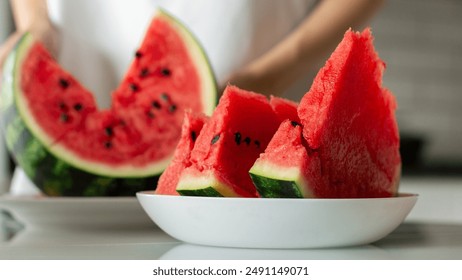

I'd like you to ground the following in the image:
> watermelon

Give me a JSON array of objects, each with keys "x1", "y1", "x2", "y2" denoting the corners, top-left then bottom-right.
[
  {"x1": 155, "y1": 111, "x2": 208, "y2": 196},
  {"x1": 249, "y1": 120, "x2": 313, "y2": 198},
  {"x1": 0, "y1": 9, "x2": 217, "y2": 196},
  {"x1": 251, "y1": 28, "x2": 401, "y2": 198},
  {"x1": 175, "y1": 85, "x2": 282, "y2": 197}
]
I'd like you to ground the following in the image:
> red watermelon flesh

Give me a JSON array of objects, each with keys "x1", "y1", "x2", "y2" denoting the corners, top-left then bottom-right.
[
  {"x1": 176, "y1": 85, "x2": 281, "y2": 197},
  {"x1": 253, "y1": 121, "x2": 307, "y2": 169},
  {"x1": 269, "y1": 96, "x2": 300, "y2": 123},
  {"x1": 298, "y1": 28, "x2": 400, "y2": 198},
  {"x1": 155, "y1": 111, "x2": 208, "y2": 195},
  {"x1": 16, "y1": 10, "x2": 216, "y2": 178}
]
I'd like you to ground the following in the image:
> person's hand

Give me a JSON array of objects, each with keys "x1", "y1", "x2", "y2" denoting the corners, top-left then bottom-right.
[
  {"x1": 225, "y1": 64, "x2": 286, "y2": 97},
  {"x1": 0, "y1": 32, "x2": 23, "y2": 73},
  {"x1": 0, "y1": 22, "x2": 59, "y2": 77},
  {"x1": 226, "y1": 69, "x2": 271, "y2": 97}
]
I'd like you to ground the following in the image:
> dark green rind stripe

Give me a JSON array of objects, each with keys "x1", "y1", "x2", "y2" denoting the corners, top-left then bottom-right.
[
  {"x1": 0, "y1": 35, "x2": 159, "y2": 196},
  {"x1": 250, "y1": 173, "x2": 303, "y2": 198},
  {"x1": 177, "y1": 187, "x2": 224, "y2": 197}
]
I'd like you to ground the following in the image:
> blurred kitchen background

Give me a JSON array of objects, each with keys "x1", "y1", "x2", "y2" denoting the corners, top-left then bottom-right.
[{"x1": 0, "y1": 0, "x2": 461, "y2": 194}]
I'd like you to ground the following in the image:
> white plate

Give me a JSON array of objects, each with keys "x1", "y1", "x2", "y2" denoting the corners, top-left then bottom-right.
[
  {"x1": 0, "y1": 195, "x2": 154, "y2": 231},
  {"x1": 137, "y1": 192, "x2": 418, "y2": 249}
]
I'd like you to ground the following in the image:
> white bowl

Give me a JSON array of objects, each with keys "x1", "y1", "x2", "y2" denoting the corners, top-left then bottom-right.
[{"x1": 137, "y1": 192, "x2": 418, "y2": 249}]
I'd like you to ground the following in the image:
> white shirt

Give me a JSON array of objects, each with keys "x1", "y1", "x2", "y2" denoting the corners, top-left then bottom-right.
[
  {"x1": 48, "y1": 0, "x2": 314, "y2": 107},
  {"x1": 11, "y1": 0, "x2": 315, "y2": 195}
]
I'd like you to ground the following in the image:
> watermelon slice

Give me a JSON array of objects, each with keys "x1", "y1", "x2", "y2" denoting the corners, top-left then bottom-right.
[
  {"x1": 175, "y1": 85, "x2": 281, "y2": 197},
  {"x1": 155, "y1": 111, "x2": 208, "y2": 196},
  {"x1": 0, "y1": 9, "x2": 217, "y2": 196},
  {"x1": 250, "y1": 120, "x2": 313, "y2": 198},
  {"x1": 251, "y1": 28, "x2": 401, "y2": 198}
]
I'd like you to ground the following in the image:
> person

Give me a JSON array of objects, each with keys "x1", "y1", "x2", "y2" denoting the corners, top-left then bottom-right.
[{"x1": 0, "y1": 0, "x2": 385, "y2": 195}]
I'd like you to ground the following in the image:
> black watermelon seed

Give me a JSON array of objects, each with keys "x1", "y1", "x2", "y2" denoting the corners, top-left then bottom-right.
[
  {"x1": 147, "y1": 111, "x2": 155, "y2": 119},
  {"x1": 161, "y1": 68, "x2": 171, "y2": 76},
  {"x1": 211, "y1": 134, "x2": 220, "y2": 144},
  {"x1": 168, "y1": 104, "x2": 177, "y2": 113},
  {"x1": 191, "y1": 131, "x2": 197, "y2": 142},
  {"x1": 291, "y1": 121, "x2": 301, "y2": 127},
  {"x1": 254, "y1": 140, "x2": 260, "y2": 148},
  {"x1": 135, "y1": 51, "x2": 142, "y2": 58},
  {"x1": 140, "y1": 68, "x2": 149, "y2": 77},
  {"x1": 234, "y1": 132, "x2": 241, "y2": 145},
  {"x1": 105, "y1": 127, "x2": 113, "y2": 137},
  {"x1": 129, "y1": 83, "x2": 139, "y2": 92},
  {"x1": 244, "y1": 137, "x2": 251, "y2": 145},
  {"x1": 152, "y1": 100, "x2": 161, "y2": 109},
  {"x1": 73, "y1": 103, "x2": 83, "y2": 111},
  {"x1": 59, "y1": 78, "x2": 69, "y2": 89},
  {"x1": 59, "y1": 102, "x2": 67, "y2": 110},
  {"x1": 104, "y1": 141, "x2": 112, "y2": 149},
  {"x1": 160, "y1": 93, "x2": 169, "y2": 101},
  {"x1": 59, "y1": 113, "x2": 69, "y2": 122}
]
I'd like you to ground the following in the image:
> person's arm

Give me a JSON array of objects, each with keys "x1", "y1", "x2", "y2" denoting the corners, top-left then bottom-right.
[
  {"x1": 11, "y1": 0, "x2": 49, "y2": 32},
  {"x1": 0, "y1": 0, "x2": 57, "y2": 71},
  {"x1": 227, "y1": 0, "x2": 385, "y2": 96}
]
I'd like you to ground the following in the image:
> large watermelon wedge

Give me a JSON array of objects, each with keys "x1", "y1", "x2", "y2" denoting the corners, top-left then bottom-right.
[
  {"x1": 251, "y1": 28, "x2": 401, "y2": 198},
  {"x1": 0, "y1": 9, "x2": 217, "y2": 196}
]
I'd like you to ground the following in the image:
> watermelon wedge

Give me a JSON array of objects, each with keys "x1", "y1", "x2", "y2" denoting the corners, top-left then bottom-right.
[
  {"x1": 155, "y1": 111, "x2": 208, "y2": 196},
  {"x1": 250, "y1": 120, "x2": 313, "y2": 198},
  {"x1": 251, "y1": 28, "x2": 401, "y2": 198},
  {"x1": 0, "y1": 9, "x2": 217, "y2": 196},
  {"x1": 175, "y1": 86, "x2": 281, "y2": 197}
]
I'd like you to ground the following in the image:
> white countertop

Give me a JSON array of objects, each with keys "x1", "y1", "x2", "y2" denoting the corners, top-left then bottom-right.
[{"x1": 1, "y1": 177, "x2": 461, "y2": 260}]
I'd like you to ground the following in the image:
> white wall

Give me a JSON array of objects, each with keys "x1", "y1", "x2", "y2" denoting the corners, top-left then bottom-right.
[
  {"x1": 370, "y1": 0, "x2": 462, "y2": 164},
  {"x1": 0, "y1": 0, "x2": 13, "y2": 194},
  {"x1": 0, "y1": 1, "x2": 13, "y2": 39}
]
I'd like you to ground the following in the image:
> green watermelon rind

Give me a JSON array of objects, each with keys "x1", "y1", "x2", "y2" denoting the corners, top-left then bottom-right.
[
  {"x1": 177, "y1": 187, "x2": 224, "y2": 197},
  {"x1": 249, "y1": 161, "x2": 313, "y2": 198},
  {"x1": 6, "y1": 10, "x2": 217, "y2": 179},
  {"x1": 176, "y1": 171, "x2": 240, "y2": 197}
]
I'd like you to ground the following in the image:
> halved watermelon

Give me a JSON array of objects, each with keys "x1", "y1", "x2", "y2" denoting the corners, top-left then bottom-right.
[
  {"x1": 251, "y1": 28, "x2": 401, "y2": 198},
  {"x1": 175, "y1": 86, "x2": 281, "y2": 197},
  {"x1": 0, "y1": 9, "x2": 217, "y2": 196}
]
